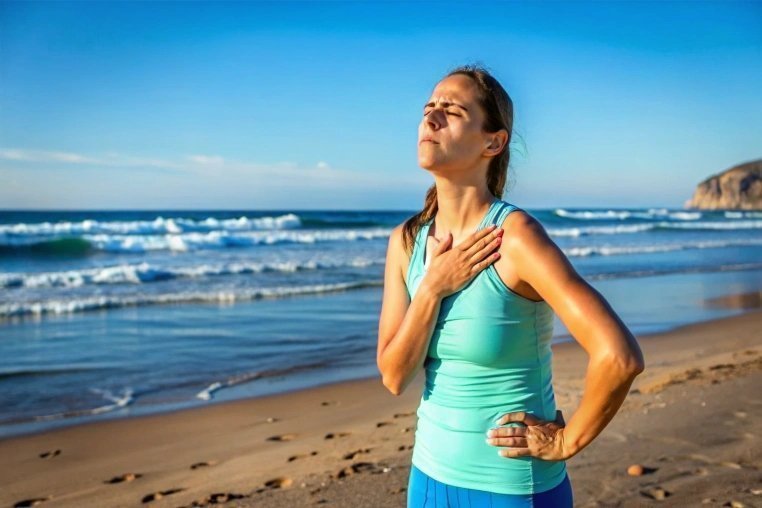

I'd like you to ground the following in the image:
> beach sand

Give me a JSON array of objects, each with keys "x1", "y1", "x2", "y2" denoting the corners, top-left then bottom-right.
[{"x1": 1, "y1": 305, "x2": 760, "y2": 508}]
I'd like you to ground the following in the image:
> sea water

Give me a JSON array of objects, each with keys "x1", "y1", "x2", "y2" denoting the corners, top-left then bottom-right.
[{"x1": 1, "y1": 206, "x2": 760, "y2": 438}]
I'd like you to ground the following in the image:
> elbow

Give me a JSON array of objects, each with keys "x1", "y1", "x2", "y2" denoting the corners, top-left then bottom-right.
[
  {"x1": 626, "y1": 345, "x2": 646, "y2": 378},
  {"x1": 621, "y1": 354, "x2": 645, "y2": 380},
  {"x1": 382, "y1": 375, "x2": 404, "y2": 396},
  {"x1": 630, "y1": 353, "x2": 646, "y2": 377},
  {"x1": 597, "y1": 349, "x2": 645, "y2": 381},
  {"x1": 377, "y1": 357, "x2": 404, "y2": 396}
]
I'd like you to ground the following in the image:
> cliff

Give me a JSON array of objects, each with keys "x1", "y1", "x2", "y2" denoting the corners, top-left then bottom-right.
[{"x1": 684, "y1": 159, "x2": 762, "y2": 210}]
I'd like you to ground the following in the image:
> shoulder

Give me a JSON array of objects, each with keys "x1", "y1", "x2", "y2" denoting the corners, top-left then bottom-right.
[
  {"x1": 388, "y1": 221, "x2": 406, "y2": 248},
  {"x1": 385, "y1": 221, "x2": 415, "y2": 285},
  {"x1": 495, "y1": 205, "x2": 554, "y2": 259},
  {"x1": 386, "y1": 221, "x2": 410, "y2": 264},
  {"x1": 496, "y1": 203, "x2": 545, "y2": 234}
]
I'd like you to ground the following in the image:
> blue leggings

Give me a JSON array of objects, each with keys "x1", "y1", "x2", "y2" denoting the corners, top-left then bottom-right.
[{"x1": 407, "y1": 464, "x2": 574, "y2": 507}]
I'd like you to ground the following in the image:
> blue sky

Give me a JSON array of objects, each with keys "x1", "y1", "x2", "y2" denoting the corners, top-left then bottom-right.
[{"x1": 1, "y1": 1, "x2": 760, "y2": 210}]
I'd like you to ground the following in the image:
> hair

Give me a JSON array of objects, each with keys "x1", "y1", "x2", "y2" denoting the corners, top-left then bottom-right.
[{"x1": 401, "y1": 63, "x2": 515, "y2": 256}]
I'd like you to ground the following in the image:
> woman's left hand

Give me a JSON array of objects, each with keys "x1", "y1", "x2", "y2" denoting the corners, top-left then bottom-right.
[{"x1": 486, "y1": 410, "x2": 569, "y2": 461}]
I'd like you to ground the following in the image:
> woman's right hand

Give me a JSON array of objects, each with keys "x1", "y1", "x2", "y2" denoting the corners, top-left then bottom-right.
[{"x1": 421, "y1": 224, "x2": 504, "y2": 298}]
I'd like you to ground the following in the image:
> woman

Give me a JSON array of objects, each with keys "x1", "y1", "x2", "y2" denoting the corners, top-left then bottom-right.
[{"x1": 376, "y1": 64, "x2": 645, "y2": 507}]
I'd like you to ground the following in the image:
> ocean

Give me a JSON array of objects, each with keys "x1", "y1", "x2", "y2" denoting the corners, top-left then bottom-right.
[{"x1": 1, "y1": 205, "x2": 761, "y2": 439}]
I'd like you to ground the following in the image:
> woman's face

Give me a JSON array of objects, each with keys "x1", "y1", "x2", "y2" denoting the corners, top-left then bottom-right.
[{"x1": 418, "y1": 74, "x2": 490, "y2": 174}]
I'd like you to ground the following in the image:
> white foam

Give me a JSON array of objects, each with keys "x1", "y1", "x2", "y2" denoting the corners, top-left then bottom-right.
[
  {"x1": 0, "y1": 280, "x2": 381, "y2": 318},
  {"x1": 554, "y1": 208, "x2": 705, "y2": 221},
  {"x1": 34, "y1": 387, "x2": 134, "y2": 421},
  {"x1": 0, "y1": 213, "x2": 302, "y2": 237},
  {"x1": 547, "y1": 220, "x2": 762, "y2": 236},
  {"x1": 0, "y1": 257, "x2": 383, "y2": 289},
  {"x1": 563, "y1": 238, "x2": 762, "y2": 257},
  {"x1": 547, "y1": 224, "x2": 655, "y2": 236},
  {"x1": 0, "y1": 227, "x2": 394, "y2": 252}
]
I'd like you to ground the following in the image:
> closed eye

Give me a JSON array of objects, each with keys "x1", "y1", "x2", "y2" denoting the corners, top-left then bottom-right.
[{"x1": 423, "y1": 110, "x2": 461, "y2": 117}]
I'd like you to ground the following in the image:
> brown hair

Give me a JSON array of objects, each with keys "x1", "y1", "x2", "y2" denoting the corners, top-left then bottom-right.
[{"x1": 401, "y1": 64, "x2": 515, "y2": 256}]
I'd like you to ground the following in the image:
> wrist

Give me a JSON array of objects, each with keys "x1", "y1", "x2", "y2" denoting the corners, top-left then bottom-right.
[
  {"x1": 419, "y1": 279, "x2": 444, "y2": 300},
  {"x1": 559, "y1": 427, "x2": 581, "y2": 460}
]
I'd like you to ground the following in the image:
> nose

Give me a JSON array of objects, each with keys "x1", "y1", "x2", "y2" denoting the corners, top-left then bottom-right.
[{"x1": 424, "y1": 109, "x2": 444, "y2": 130}]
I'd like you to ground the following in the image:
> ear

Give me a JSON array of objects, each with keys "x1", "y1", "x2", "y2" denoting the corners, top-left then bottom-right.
[{"x1": 484, "y1": 130, "x2": 509, "y2": 157}]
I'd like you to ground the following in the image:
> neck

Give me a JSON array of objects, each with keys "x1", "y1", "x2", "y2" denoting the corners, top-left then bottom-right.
[{"x1": 431, "y1": 182, "x2": 496, "y2": 238}]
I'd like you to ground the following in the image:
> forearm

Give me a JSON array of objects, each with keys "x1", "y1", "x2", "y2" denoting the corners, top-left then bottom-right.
[
  {"x1": 378, "y1": 282, "x2": 442, "y2": 395},
  {"x1": 561, "y1": 346, "x2": 644, "y2": 459}
]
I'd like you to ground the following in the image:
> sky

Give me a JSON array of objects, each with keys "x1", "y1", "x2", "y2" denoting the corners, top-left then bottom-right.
[{"x1": 1, "y1": 0, "x2": 760, "y2": 210}]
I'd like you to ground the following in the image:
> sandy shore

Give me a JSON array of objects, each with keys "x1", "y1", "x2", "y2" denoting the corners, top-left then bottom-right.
[{"x1": 1, "y1": 308, "x2": 760, "y2": 508}]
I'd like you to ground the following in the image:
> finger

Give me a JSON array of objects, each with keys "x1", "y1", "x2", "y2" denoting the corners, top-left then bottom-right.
[
  {"x1": 437, "y1": 231, "x2": 452, "y2": 250},
  {"x1": 495, "y1": 411, "x2": 541, "y2": 426},
  {"x1": 486, "y1": 426, "x2": 526, "y2": 438},
  {"x1": 458, "y1": 224, "x2": 498, "y2": 252},
  {"x1": 486, "y1": 437, "x2": 528, "y2": 448},
  {"x1": 463, "y1": 229, "x2": 501, "y2": 258},
  {"x1": 498, "y1": 447, "x2": 532, "y2": 458},
  {"x1": 434, "y1": 232, "x2": 451, "y2": 253},
  {"x1": 470, "y1": 250, "x2": 500, "y2": 273},
  {"x1": 467, "y1": 234, "x2": 502, "y2": 265}
]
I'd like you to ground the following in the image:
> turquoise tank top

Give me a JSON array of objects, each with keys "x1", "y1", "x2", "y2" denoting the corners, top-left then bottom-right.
[{"x1": 405, "y1": 198, "x2": 567, "y2": 495}]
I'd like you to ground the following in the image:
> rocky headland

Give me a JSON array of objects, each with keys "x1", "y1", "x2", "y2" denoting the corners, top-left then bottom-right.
[{"x1": 685, "y1": 159, "x2": 761, "y2": 210}]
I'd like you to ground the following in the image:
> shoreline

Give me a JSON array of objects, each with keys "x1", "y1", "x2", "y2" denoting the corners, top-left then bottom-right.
[
  {"x1": 1, "y1": 308, "x2": 760, "y2": 507},
  {"x1": 3, "y1": 285, "x2": 761, "y2": 442}
]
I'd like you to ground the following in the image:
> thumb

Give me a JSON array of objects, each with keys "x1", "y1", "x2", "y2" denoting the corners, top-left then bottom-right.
[{"x1": 434, "y1": 231, "x2": 452, "y2": 253}]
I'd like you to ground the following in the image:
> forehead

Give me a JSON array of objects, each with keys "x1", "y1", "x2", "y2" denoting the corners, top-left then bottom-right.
[{"x1": 428, "y1": 74, "x2": 479, "y2": 104}]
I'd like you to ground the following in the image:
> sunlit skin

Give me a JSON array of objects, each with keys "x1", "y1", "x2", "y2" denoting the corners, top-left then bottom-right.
[{"x1": 377, "y1": 74, "x2": 645, "y2": 461}]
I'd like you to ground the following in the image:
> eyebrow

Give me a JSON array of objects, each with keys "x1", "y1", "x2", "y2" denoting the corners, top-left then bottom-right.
[{"x1": 423, "y1": 101, "x2": 469, "y2": 112}]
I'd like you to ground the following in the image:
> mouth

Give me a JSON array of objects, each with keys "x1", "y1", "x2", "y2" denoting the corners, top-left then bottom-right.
[{"x1": 419, "y1": 138, "x2": 439, "y2": 145}]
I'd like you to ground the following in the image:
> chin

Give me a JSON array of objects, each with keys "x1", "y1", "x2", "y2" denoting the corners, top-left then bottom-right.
[{"x1": 417, "y1": 153, "x2": 440, "y2": 170}]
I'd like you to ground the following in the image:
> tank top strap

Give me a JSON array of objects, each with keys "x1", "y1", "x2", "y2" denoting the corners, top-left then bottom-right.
[
  {"x1": 485, "y1": 200, "x2": 521, "y2": 228},
  {"x1": 407, "y1": 219, "x2": 431, "y2": 284}
]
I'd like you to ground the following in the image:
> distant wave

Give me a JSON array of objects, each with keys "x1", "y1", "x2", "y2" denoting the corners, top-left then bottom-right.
[
  {"x1": 0, "y1": 227, "x2": 394, "y2": 255},
  {"x1": 3, "y1": 219, "x2": 759, "y2": 256},
  {"x1": 0, "y1": 280, "x2": 382, "y2": 318},
  {"x1": 300, "y1": 217, "x2": 388, "y2": 228},
  {"x1": 562, "y1": 238, "x2": 762, "y2": 257},
  {"x1": 0, "y1": 213, "x2": 302, "y2": 237},
  {"x1": 0, "y1": 257, "x2": 383, "y2": 290},
  {"x1": 547, "y1": 220, "x2": 762, "y2": 236},
  {"x1": 0, "y1": 237, "x2": 94, "y2": 257},
  {"x1": 587, "y1": 262, "x2": 762, "y2": 280},
  {"x1": 553, "y1": 208, "x2": 703, "y2": 221},
  {"x1": 724, "y1": 211, "x2": 762, "y2": 219}
]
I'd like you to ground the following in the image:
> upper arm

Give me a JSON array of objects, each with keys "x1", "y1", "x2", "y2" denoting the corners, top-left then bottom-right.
[
  {"x1": 376, "y1": 223, "x2": 412, "y2": 367},
  {"x1": 500, "y1": 211, "x2": 643, "y2": 365}
]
